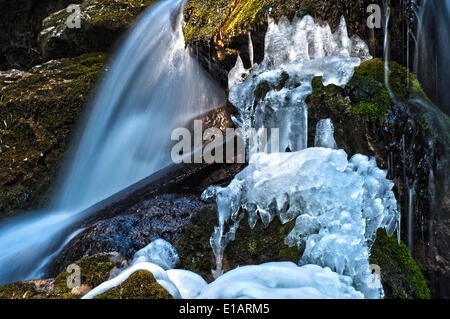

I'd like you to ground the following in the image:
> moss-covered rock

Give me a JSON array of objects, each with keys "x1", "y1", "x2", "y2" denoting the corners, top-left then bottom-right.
[
  {"x1": 94, "y1": 270, "x2": 172, "y2": 299},
  {"x1": 38, "y1": 0, "x2": 158, "y2": 59},
  {"x1": 0, "y1": 281, "x2": 41, "y2": 299},
  {"x1": 183, "y1": 0, "x2": 410, "y2": 86},
  {"x1": 0, "y1": 253, "x2": 125, "y2": 299},
  {"x1": 370, "y1": 228, "x2": 431, "y2": 299},
  {"x1": 174, "y1": 205, "x2": 300, "y2": 282},
  {"x1": 0, "y1": 53, "x2": 107, "y2": 217}
]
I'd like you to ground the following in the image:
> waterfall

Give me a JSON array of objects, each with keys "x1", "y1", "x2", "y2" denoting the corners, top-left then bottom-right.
[{"x1": 0, "y1": 0, "x2": 224, "y2": 285}]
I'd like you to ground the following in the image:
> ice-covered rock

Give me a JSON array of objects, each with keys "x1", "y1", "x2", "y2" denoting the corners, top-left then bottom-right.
[
  {"x1": 315, "y1": 119, "x2": 338, "y2": 149},
  {"x1": 203, "y1": 148, "x2": 399, "y2": 298},
  {"x1": 228, "y1": 15, "x2": 371, "y2": 154},
  {"x1": 131, "y1": 239, "x2": 179, "y2": 270}
]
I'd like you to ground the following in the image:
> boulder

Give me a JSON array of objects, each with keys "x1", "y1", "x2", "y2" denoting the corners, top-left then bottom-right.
[
  {"x1": 38, "y1": 0, "x2": 158, "y2": 59},
  {"x1": 0, "y1": 53, "x2": 107, "y2": 217}
]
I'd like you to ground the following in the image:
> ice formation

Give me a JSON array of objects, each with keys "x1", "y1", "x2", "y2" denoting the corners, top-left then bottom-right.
[
  {"x1": 203, "y1": 148, "x2": 399, "y2": 298},
  {"x1": 314, "y1": 119, "x2": 337, "y2": 149},
  {"x1": 228, "y1": 15, "x2": 371, "y2": 153},
  {"x1": 131, "y1": 238, "x2": 179, "y2": 270}
]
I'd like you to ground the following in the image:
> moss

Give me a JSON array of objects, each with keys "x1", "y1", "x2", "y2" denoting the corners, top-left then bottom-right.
[
  {"x1": 94, "y1": 270, "x2": 172, "y2": 299},
  {"x1": 224, "y1": 211, "x2": 300, "y2": 270},
  {"x1": 254, "y1": 80, "x2": 270, "y2": 101},
  {"x1": 53, "y1": 255, "x2": 116, "y2": 296},
  {"x1": 175, "y1": 205, "x2": 300, "y2": 282},
  {"x1": 183, "y1": 0, "x2": 300, "y2": 46},
  {"x1": 414, "y1": 113, "x2": 429, "y2": 132},
  {"x1": 0, "y1": 282, "x2": 36, "y2": 299},
  {"x1": 0, "y1": 53, "x2": 106, "y2": 217},
  {"x1": 370, "y1": 228, "x2": 431, "y2": 299},
  {"x1": 39, "y1": 0, "x2": 158, "y2": 59}
]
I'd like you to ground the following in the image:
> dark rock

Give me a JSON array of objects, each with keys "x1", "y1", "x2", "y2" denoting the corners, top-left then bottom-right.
[
  {"x1": 94, "y1": 270, "x2": 172, "y2": 299},
  {"x1": 174, "y1": 206, "x2": 300, "y2": 283},
  {"x1": 46, "y1": 194, "x2": 204, "y2": 277},
  {"x1": 38, "y1": 0, "x2": 158, "y2": 60},
  {"x1": 0, "y1": 0, "x2": 84, "y2": 70}
]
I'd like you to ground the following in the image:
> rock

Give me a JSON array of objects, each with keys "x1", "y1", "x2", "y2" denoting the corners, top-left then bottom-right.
[
  {"x1": 183, "y1": 0, "x2": 411, "y2": 86},
  {"x1": 93, "y1": 270, "x2": 173, "y2": 299},
  {"x1": 370, "y1": 228, "x2": 430, "y2": 299},
  {"x1": 71, "y1": 284, "x2": 92, "y2": 296},
  {"x1": 0, "y1": 0, "x2": 83, "y2": 70},
  {"x1": 305, "y1": 58, "x2": 449, "y2": 298},
  {"x1": 0, "y1": 53, "x2": 107, "y2": 217},
  {"x1": 0, "y1": 253, "x2": 124, "y2": 299},
  {"x1": 174, "y1": 206, "x2": 300, "y2": 283},
  {"x1": 52, "y1": 253, "x2": 126, "y2": 297},
  {"x1": 38, "y1": 0, "x2": 158, "y2": 60}
]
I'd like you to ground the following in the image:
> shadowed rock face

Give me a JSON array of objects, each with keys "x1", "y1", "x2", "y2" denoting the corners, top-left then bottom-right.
[
  {"x1": 0, "y1": 53, "x2": 107, "y2": 217},
  {"x1": 0, "y1": 0, "x2": 84, "y2": 71},
  {"x1": 38, "y1": 0, "x2": 158, "y2": 60}
]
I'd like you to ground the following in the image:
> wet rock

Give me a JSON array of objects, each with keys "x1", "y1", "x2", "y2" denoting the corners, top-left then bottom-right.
[
  {"x1": 0, "y1": 53, "x2": 107, "y2": 217},
  {"x1": 47, "y1": 194, "x2": 204, "y2": 277},
  {"x1": 38, "y1": 0, "x2": 158, "y2": 60},
  {"x1": 0, "y1": 253, "x2": 124, "y2": 299},
  {"x1": 93, "y1": 270, "x2": 172, "y2": 299},
  {"x1": 174, "y1": 206, "x2": 300, "y2": 283},
  {"x1": 0, "y1": 0, "x2": 83, "y2": 70},
  {"x1": 370, "y1": 228, "x2": 430, "y2": 299}
]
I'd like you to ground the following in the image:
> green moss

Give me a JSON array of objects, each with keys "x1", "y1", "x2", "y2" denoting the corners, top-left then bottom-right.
[
  {"x1": 174, "y1": 206, "x2": 218, "y2": 282},
  {"x1": 94, "y1": 270, "x2": 172, "y2": 299},
  {"x1": 183, "y1": 0, "x2": 300, "y2": 46},
  {"x1": 0, "y1": 282, "x2": 36, "y2": 299},
  {"x1": 53, "y1": 255, "x2": 116, "y2": 295},
  {"x1": 414, "y1": 113, "x2": 429, "y2": 132},
  {"x1": 225, "y1": 211, "x2": 300, "y2": 269},
  {"x1": 39, "y1": 0, "x2": 158, "y2": 59},
  {"x1": 0, "y1": 53, "x2": 106, "y2": 216},
  {"x1": 370, "y1": 228, "x2": 431, "y2": 299}
]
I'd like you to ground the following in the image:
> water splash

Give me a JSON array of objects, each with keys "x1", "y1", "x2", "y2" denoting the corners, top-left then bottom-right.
[{"x1": 0, "y1": 0, "x2": 224, "y2": 285}]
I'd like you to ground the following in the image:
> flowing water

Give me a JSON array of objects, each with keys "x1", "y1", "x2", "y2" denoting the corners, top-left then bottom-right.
[{"x1": 0, "y1": 0, "x2": 224, "y2": 285}]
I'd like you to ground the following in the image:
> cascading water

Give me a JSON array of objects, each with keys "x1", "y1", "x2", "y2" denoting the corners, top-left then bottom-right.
[{"x1": 0, "y1": 0, "x2": 224, "y2": 285}]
